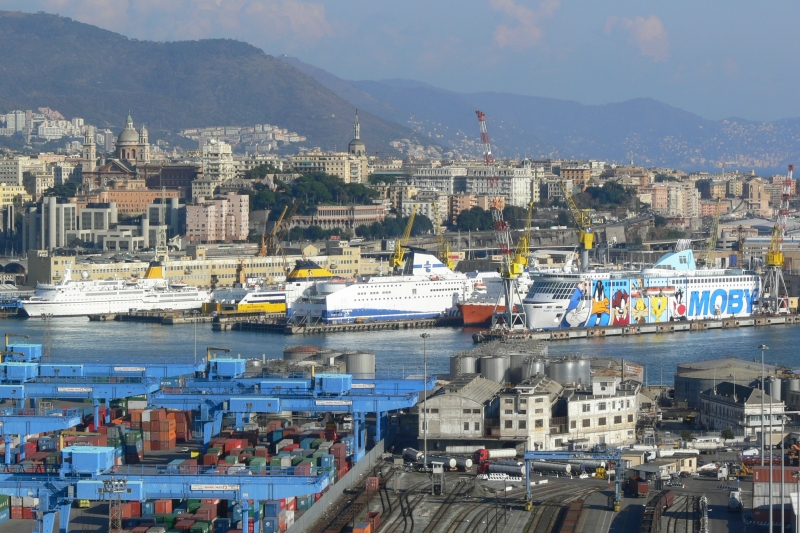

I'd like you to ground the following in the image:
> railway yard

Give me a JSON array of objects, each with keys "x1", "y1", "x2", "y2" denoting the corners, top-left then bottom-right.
[{"x1": 305, "y1": 464, "x2": 747, "y2": 533}]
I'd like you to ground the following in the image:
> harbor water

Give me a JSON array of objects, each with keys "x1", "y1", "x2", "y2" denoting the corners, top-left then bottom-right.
[{"x1": 8, "y1": 317, "x2": 799, "y2": 385}]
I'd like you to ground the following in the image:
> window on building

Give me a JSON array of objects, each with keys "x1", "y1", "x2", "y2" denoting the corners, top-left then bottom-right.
[
  {"x1": 535, "y1": 419, "x2": 543, "y2": 428},
  {"x1": 505, "y1": 420, "x2": 513, "y2": 429},
  {"x1": 504, "y1": 410, "x2": 513, "y2": 415},
  {"x1": 520, "y1": 399, "x2": 527, "y2": 404},
  {"x1": 431, "y1": 409, "x2": 439, "y2": 414},
  {"x1": 582, "y1": 419, "x2": 590, "y2": 428},
  {"x1": 614, "y1": 416, "x2": 622, "y2": 424},
  {"x1": 464, "y1": 422, "x2": 469, "y2": 431},
  {"x1": 598, "y1": 402, "x2": 607, "y2": 411},
  {"x1": 570, "y1": 420, "x2": 577, "y2": 429},
  {"x1": 463, "y1": 409, "x2": 471, "y2": 414},
  {"x1": 628, "y1": 414, "x2": 634, "y2": 423},
  {"x1": 473, "y1": 409, "x2": 481, "y2": 414},
  {"x1": 474, "y1": 422, "x2": 480, "y2": 431},
  {"x1": 582, "y1": 404, "x2": 590, "y2": 412},
  {"x1": 535, "y1": 397, "x2": 544, "y2": 403},
  {"x1": 504, "y1": 398, "x2": 513, "y2": 404},
  {"x1": 519, "y1": 420, "x2": 527, "y2": 429},
  {"x1": 599, "y1": 417, "x2": 607, "y2": 426}
]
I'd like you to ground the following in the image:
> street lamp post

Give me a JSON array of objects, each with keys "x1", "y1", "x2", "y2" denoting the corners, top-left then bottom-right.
[
  {"x1": 760, "y1": 344, "x2": 769, "y2": 466},
  {"x1": 420, "y1": 333, "x2": 430, "y2": 468},
  {"x1": 192, "y1": 310, "x2": 199, "y2": 364}
]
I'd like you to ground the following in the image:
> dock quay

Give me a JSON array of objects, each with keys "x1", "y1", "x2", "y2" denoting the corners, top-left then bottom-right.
[
  {"x1": 88, "y1": 310, "x2": 214, "y2": 325},
  {"x1": 218, "y1": 315, "x2": 463, "y2": 335},
  {"x1": 473, "y1": 314, "x2": 800, "y2": 343}
]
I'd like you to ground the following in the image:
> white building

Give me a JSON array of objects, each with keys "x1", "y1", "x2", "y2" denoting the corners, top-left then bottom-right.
[
  {"x1": 557, "y1": 379, "x2": 641, "y2": 448},
  {"x1": 699, "y1": 381, "x2": 784, "y2": 438},
  {"x1": 202, "y1": 139, "x2": 235, "y2": 182},
  {"x1": 0, "y1": 157, "x2": 44, "y2": 186}
]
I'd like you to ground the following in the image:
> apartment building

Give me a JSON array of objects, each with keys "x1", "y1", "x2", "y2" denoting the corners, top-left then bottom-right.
[
  {"x1": 23, "y1": 172, "x2": 54, "y2": 202},
  {"x1": 292, "y1": 205, "x2": 385, "y2": 230},
  {"x1": 699, "y1": 382, "x2": 783, "y2": 438},
  {"x1": 290, "y1": 152, "x2": 368, "y2": 184},
  {"x1": 186, "y1": 193, "x2": 249, "y2": 243},
  {"x1": 201, "y1": 139, "x2": 235, "y2": 182},
  {"x1": 560, "y1": 165, "x2": 591, "y2": 192}
]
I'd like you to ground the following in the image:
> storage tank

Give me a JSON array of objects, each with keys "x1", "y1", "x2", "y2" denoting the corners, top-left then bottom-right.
[
  {"x1": 522, "y1": 358, "x2": 547, "y2": 381},
  {"x1": 402, "y1": 448, "x2": 423, "y2": 462},
  {"x1": 547, "y1": 356, "x2": 591, "y2": 385},
  {"x1": 486, "y1": 463, "x2": 525, "y2": 476},
  {"x1": 450, "y1": 355, "x2": 478, "y2": 379},
  {"x1": 767, "y1": 376, "x2": 782, "y2": 402},
  {"x1": 426, "y1": 456, "x2": 457, "y2": 469},
  {"x1": 787, "y1": 378, "x2": 800, "y2": 400},
  {"x1": 509, "y1": 353, "x2": 527, "y2": 384},
  {"x1": 565, "y1": 459, "x2": 606, "y2": 469},
  {"x1": 454, "y1": 457, "x2": 474, "y2": 470},
  {"x1": 246, "y1": 358, "x2": 263, "y2": 372},
  {"x1": 530, "y1": 462, "x2": 572, "y2": 474},
  {"x1": 345, "y1": 351, "x2": 376, "y2": 379},
  {"x1": 446, "y1": 445, "x2": 484, "y2": 454},
  {"x1": 283, "y1": 345, "x2": 318, "y2": 361},
  {"x1": 481, "y1": 356, "x2": 510, "y2": 384}
]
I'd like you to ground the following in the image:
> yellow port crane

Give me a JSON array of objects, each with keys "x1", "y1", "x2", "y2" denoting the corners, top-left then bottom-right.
[
  {"x1": 510, "y1": 201, "x2": 535, "y2": 275},
  {"x1": 703, "y1": 198, "x2": 721, "y2": 267},
  {"x1": 432, "y1": 202, "x2": 455, "y2": 270},
  {"x1": 557, "y1": 181, "x2": 593, "y2": 270},
  {"x1": 390, "y1": 205, "x2": 416, "y2": 270},
  {"x1": 257, "y1": 205, "x2": 288, "y2": 257}
]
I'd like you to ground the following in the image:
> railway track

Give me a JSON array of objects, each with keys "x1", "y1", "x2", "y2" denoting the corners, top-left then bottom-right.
[
  {"x1": 422, "y1": 479, "x2": 476, "y2": 533},
  {"x1": 665, "y1": 494, "x2": 697, "y2": 533}
]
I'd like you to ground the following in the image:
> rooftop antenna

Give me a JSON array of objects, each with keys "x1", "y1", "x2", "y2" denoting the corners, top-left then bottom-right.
[{"x1": 155, "y1": 187, "x2": 168, "y2": 262}]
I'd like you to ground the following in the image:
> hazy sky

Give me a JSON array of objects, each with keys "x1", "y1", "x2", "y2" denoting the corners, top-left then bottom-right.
[{"x1": 4, "y1": 0, "x2": 798, "y2": 122}]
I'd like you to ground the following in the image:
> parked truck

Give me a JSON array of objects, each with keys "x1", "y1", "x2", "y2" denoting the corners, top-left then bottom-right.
[{"x1": 627, "y1": 476, "x2": 649, "y2": 498}]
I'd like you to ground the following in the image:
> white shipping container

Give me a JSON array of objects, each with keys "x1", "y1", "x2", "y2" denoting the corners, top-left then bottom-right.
[
  {"x1": 128, "y1": 401, "x2": 148, "y2": 410},
  {"x1": 10, "y1": 497, "x2": 21, "y2": 507},
  {"x1": 141, "y1": 410, "x2": 151, "y2": 422}
]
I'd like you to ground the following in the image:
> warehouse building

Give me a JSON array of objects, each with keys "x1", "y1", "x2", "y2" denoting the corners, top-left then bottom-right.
[{"x1": 674, "y1": 357, "x2": 779, "y2": 409}]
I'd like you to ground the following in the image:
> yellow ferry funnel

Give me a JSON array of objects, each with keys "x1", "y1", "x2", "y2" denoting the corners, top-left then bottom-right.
[{"x1": 144, "y1": 262, "x2": 164, "y2": 279}]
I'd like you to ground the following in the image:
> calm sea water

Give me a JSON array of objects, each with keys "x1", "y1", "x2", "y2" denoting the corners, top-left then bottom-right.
[{"x1": 7, "y1": 317, "x2": 798, "y2": 385}]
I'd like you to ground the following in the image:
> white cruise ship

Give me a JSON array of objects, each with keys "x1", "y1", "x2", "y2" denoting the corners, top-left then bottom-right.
[
  {"x1": 522, "y1": 246, "x2": 761, "y2": 330},
  {"x1": 22, "y1": 262, "x2": 210, "y2": 317},
  {"x1": 288, "y1": 252, "x2": 475, "y2": 324}
]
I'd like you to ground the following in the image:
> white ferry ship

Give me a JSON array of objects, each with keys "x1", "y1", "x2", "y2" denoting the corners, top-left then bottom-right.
[
  {"x1": 22, "y1": 262, "x2": 210, "y2": 317},
  {"x1": 522, "y1": 246, "x2": 761, "y2": 330},
  {"x1": 288, "y1": 252, "x2": 475, "y2": 324},
  {"x1": 210, "y1": 260, "x2": 336, "y2": 315}
]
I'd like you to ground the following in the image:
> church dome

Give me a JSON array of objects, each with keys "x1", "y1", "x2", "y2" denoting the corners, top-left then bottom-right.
[{"x1": 117, "y1": 113, "x2": 139, "y2": 145}]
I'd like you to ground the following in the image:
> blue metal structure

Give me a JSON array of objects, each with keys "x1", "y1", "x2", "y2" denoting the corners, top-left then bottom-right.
[
  {"x1": 0, "y1": 342, "x2": 434, "y2": 533},
  {"x1": 524, "y1": 448, "x2": 623, "y2": 509}
]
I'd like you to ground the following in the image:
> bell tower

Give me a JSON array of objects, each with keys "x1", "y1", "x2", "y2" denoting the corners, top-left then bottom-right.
[{"x1": 82, "y1": 126, "x2": 96, "y2": 173}]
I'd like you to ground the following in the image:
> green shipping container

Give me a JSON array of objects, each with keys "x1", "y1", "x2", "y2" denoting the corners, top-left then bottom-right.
[
  {"x1": 207, "y1": 448, "x2": 221, "y2": 456},
  {"x1": 312, "y1": 438, "x2": 325, "y2": 449},
  {"x1": 189, "y1": 522, "x2": 212, "y2": 533},
  {"x1": 224, "y1": 456, "x2": 238, "y2": 465},
  {"x1": 0, "y1": 495, "x2": 8, "y2": 512},
  {"x1": 187, "y1": 503, "x2": 202, "y2": 514}
]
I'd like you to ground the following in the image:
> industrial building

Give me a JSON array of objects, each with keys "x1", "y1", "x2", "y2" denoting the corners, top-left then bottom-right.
[
  {"x1": 674, "y1": 356, "x2": 782, "y2": 408},
  {"x1": 698, "y1": 381, "x2": 784, "y2": 438}
]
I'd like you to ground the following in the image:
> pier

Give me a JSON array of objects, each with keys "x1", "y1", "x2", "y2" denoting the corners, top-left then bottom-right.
[
  {"x1": 88, "y1": 310, "x2": 214, "y2": 325},
  {"x1": 473, "y1": 314, "x2": 800, "y2": 342},
  {"x1": 217, "y1": 315, "x2": 463, "y2": 335}
]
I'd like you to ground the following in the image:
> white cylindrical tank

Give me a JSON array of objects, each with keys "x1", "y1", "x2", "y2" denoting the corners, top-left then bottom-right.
[
  {"x1": 509, "y1": 353, "x2": 527, "y2": 384},
  {"x1": 455, "y1": 457, "x2": 474, "y2": 470},
  {"x1": 427, "y1": 456, "x2": 457, "y2": 469},
  {"x1": 767, "y1": 376, "x2": 782, "y2": 401},
  {"x1": 530, "y1": 462, "x2": 572, "y2": 474},
  {"x1": 482, "y1": 356, "x2": 510, "y2": 384},
  {"x1": 565, "y1": 459, "x2": 606, "y2": 469},
  {"x1": 450, "y1": 355, "x2": 478, "y2": 379},
  {"x1": 523, "y1": 358, "x2": 547, "y2": 381},
  {"x1": 689, "y1": 442, "x2": 721, "y2": 451},
  {"x1": 487, "y1": 463, "x2": 525, "y2": 476},
  {"x1": 488, "y1": 449, "x2": 519, "y2": 459},
  {"x1": 658, "y1": 449, "x2": 700, "y2": 458},
  {"x1": 345, "y1": 351, "x2": 376, "y2": 379},
  {"x1": 284, "y1": 345, "x2": 319, "y2": 361},
  {"x1": 446, "y1": 445, "x2": 484, "y2": 454},
  {"x1": 495, "y1": 460, "x2": 524, "y2": 466}
]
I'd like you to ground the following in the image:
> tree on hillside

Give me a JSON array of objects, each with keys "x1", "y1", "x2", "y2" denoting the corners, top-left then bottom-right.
[
  {"x1": 43, "y1": 182, "x2": 79, "y2": 199},
  {"x1": 456, "y1": 207, "x2": 494, "y2": 232}
]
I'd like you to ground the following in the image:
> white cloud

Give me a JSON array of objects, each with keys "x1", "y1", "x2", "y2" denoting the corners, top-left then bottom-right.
[
  {"x1": 604, "y1": 14, "x2": 670, "y2": 62},
  {"x1": 490, "y1": 0, "x2": 560, "y2": 50}
]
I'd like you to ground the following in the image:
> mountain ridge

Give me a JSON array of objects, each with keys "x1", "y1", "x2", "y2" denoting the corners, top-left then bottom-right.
[
  {"x1": 0, "y1": 11, "x2": 430, "y2": 153},
  {"x1": 280, "y1": 55, "x2": 800, "y2": 172}
]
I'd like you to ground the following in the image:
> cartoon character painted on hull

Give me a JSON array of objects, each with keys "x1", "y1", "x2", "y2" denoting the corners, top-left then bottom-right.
[
  {"x1": 611, "y1": 289, "x2": 630, "y2": 325},
  {"x1": 630, "y1": 279, "x2": 649, "y2": 324},
  {"x1": 561, "y1": 280, "x2": 591, "y2": 328},
  {"x1": 671, "y1": 288, "x2": 687, "y2": 321},
  {"x1": 587, "y1": 280, "x2": 611, "y2": 327}
]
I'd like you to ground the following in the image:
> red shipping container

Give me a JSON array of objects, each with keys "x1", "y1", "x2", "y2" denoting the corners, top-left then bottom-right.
[
  {"x1": 22, "y1": 507, "x2": 33, "y2": 520},
  {"x1": 367, "y1": 511, "x2": 381, "y2": 531},
  {"x1": 10, "y1": 506, "x2": 21, "y2": 519},
  {"x1": 286, "y1": 498, "x2": 296, "y2": 511},
  {"x1": 174, "y1": 519, "x2": 195, "y2": 531},
  {"x1": 314, "y1": 493, "x2": 322, "y2": 502},
  {"x1": 120, "y1": 503, "x2": 132, "y2": 519},
  {"x1": 129, "y1": 500, "x2": 142, "y2": 517},
  {"x1": 154, "y1": 499, "x2": 173, "y2": 514}
]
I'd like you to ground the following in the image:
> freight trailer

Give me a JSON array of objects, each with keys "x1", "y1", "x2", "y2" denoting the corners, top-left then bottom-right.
[
  {"x1": 627, "y1": 476, "x2": 649, "y2": 498},
  {"x1": 446, "y1": 445, "x2": 485, "y2": 455},
  {"x1": 474, "y1": 448, "x2": 518, "y2": 462},
  {"x1": 530, "y1": 462, "x2": 572, "y2": 474},
  {"x1": 480, "y1": 463, "x2": 525, "y2": 476},
  {"x1": 402, "y1": 448, "x2": 423, "y2": 463}
]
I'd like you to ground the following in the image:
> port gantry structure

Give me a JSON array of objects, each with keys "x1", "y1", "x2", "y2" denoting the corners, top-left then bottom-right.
[
  {"x1": 524, "y1": 447, "x2": 622, "y2": 511},
  {"x1": 0, "y1": 339, "x2": 432, "y2": 533}
]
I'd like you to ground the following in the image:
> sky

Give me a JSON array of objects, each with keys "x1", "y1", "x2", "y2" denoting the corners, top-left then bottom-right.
[{"x1": 2, "y1": 0, "x2": 798, "y2": 122}]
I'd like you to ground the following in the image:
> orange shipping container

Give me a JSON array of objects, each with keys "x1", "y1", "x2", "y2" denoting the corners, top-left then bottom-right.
[{"x1": 154, "y1": 499, "x2": 172, "y2": 514}]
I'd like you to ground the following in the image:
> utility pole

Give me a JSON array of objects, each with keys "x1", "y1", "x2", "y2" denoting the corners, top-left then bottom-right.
[
  {"x1": 103, "y1": 478, "x2": 127, "y2": 533},
  {"x1": 420, "y1": 333, "x2": 430, "y2": 471},
  {"x1": 760, "y1": 345, "x2": 768, "y2": 466}
]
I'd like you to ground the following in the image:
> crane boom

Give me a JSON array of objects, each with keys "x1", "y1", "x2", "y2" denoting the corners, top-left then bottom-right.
[
  {"x1": 557, "y1": 181, "x2": 593, "y2": 270},
  {"x1": 432, "y1": 202, "x2": 455, "y2": 269},
  {"x1": 257, "y1": 205, "x2": 288, "y2": 257},
  {"x1": 390, "y1": 205, "x2": 416, "y2": 269},
  {"x1": 511, "y1": 202, "x2": 534, "y2": 271},
  {"x1": 475, "y1": 110, "x2": 498, "y2": 188},
  {"x1": 703, "y1": 198, "x2": 721, "y2": 267}
]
